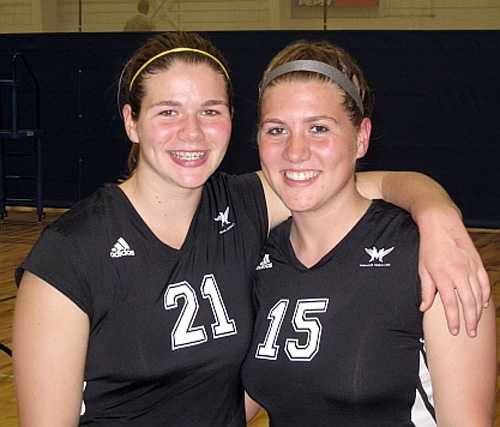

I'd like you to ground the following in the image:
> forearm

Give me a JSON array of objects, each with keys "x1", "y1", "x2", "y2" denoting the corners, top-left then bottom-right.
[{"x1": 425, "y1": 298, "x2": 496, "y2": 426}]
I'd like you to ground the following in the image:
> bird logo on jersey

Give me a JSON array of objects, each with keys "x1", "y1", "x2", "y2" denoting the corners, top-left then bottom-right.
[
  {"x1": 214, "y1": 206, "x2": 235, "y2": 234},
  {"x1": 365, "y1": 246, "x2": 394, "y2": 263},
  {"x1": 360, "y1": 246, "x2": 394, "y2": 268}
]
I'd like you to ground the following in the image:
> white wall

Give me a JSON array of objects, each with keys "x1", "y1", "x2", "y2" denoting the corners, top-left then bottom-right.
[{"x1": 0, "y1": 0, "x2": 499, "y2": 33}]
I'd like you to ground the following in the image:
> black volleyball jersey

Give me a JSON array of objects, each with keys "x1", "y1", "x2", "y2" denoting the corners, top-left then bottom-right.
[
  {"x1": 17, "y1": 172, "x2": 268, "y2": 427},
  {"x1": 242, "y1": 201, "x2": 436, "y2": 427}
]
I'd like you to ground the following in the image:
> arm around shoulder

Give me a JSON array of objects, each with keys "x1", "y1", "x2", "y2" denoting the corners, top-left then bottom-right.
[
  {"x1": 13, "y1": 272, "x2": 89, "y2": 427},
  {"x1": 423, "y1": 294, "x2": 496, "y2": 427}
]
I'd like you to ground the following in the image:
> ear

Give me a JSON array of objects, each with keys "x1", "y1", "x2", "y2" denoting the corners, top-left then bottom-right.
[
  {"x1": 355, "y1": 117, "x2": 371, "y2": 159},
  {"x1": 122, "y1": 104, "x2": 140, "y2": 144}
]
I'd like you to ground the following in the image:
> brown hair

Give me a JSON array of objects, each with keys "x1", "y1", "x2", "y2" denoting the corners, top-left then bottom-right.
[
  {"x1": 118, "y1": 32, "x2": 232, "y2": 174},
  {"x1": 259, "y1": 40, "x2": 373, "y2": 127}
]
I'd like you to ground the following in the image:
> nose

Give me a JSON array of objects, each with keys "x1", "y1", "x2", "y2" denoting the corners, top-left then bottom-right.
[
  {"x1": 179, "y1": 114, "x2": 203, "y2": 143},
  {"x1": 283, "y1": 132, "x2": 310, "y2": 163}
]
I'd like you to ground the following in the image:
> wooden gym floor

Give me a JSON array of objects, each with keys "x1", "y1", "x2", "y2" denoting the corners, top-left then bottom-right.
[{"x1": 1, "y1": 209, "x2": 499, "y2": 426}]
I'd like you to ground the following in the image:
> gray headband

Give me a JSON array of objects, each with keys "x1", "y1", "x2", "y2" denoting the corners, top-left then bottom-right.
[{"x1": 259, "y1": 59, "x2": 364, "y2": 115}]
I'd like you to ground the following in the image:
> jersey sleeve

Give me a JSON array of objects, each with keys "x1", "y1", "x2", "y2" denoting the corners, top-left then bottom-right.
[
  {"x1": 16, "y1": 225, "x2": 93, "y2": 317},
  {"x1": 391, "y1": 212, "x2": 423, "y2": 329},
  {"x1": 401, "y1": 215, "x2": 421, "y2": 309},
  {"x1": 231, "y1": 172, "x2": 269, "y2": 247}
]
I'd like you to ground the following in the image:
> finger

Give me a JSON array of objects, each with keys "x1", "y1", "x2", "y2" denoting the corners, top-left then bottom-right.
[
  {"x1": 455, "y1": 280, "x2": 479, "y2": 337},
  {"x1": 419, "y1": 268, "x2": 436, "y2": 312},
  {"x1": 468, "y1": 273, "x2": 483, "y2": 321},
  {"x1": 477, "y1": 266, "x2": 491, "y2": 308},
  {"x1": 437, "y1": 286, "x2": 460, "y2": 336}
]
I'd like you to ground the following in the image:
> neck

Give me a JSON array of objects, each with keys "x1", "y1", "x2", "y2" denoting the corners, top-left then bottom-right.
[
  {"x1": 290, "y1": 185, "x2": 371, "y2": 268},
  {"x1": 120, "y1": 168, "x2": 203, "y2": 248}
]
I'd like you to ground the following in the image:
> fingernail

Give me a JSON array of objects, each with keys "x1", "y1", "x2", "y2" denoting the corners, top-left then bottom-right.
[
  {"x1": 469, "y1": 330, "x2": 476, "y2": 337},
  {"x1": 484, "y1": 302, "x2": 489, "y2": 308},
  {"x1": 452, "y1": 328, "x2": 458, "y2": 335}
]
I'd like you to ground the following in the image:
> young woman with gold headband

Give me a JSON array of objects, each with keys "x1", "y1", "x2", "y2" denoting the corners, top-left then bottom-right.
[
  {"x1": 13, "y1": 32, "x2": 490, "y2": 426},
  {"x1": 242, "y1": 40, "x2": 495, "y2": 426}
]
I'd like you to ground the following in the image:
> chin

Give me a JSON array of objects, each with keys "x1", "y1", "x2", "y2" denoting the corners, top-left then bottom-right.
[
  {"x1": 179, "y1": 177, "x2": 210, "y2": 190},
  {"x1": 280, "y1": 194, "x2": 317, "y2": 214},
  {"x1": 172, "y1": 172, "x2": 210, "y2": 190},
  {"x1": 174, "y1": 163, "x2": 219, "y2": 189}
]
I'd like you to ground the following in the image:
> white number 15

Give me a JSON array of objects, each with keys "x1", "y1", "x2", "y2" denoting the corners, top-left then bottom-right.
[{"x1": 256, "y1": 298, "x2": 329, "y2": 362}]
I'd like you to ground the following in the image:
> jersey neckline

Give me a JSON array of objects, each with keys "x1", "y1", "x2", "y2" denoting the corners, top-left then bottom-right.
[
  {"x1": 106, "y1": 183, "x2": 201, "y2": 256},
  {"x1": 281, "y1": 200, "x2": 382, "y2": 271}
]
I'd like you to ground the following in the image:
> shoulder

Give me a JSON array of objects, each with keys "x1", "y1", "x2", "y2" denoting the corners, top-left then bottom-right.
[
  {"x1": 17, "y1": 185, "x2": 124, "y2": 316},
  {"x1": 363, "y1": 201, "x2": 419, "y2": 266},
  {"x1": 359, "y1": 200, "x2": 420, "y2": 289},
  {"x1": 47, "y1": 185, "x2": 121, "y2": 240},
  {"x1": 205, "y1": 172, "x2": 268, "y2": 248},
  {"x1": 361, "y1": 201, "x2": 422, "y2": 326},
  {"x1": 205, "y1": 172, "x2": 266, "y2": 220},
  {"x1": 368, "y1": 200, "x2": 418, "y2": 242},
  {"x1": 206, "y1": 172, "x2": 262, "y2": 195},
  {"x1": 24, "y1": 185, "x2": 122, "y2": 268}
]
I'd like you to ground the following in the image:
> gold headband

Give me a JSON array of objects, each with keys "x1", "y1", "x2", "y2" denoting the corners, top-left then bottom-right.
[{"x1": 128, "y1": 47, "x2": 230, "y2": 91}]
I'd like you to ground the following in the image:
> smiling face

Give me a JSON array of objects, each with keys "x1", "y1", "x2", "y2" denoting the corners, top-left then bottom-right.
[
  {"x1": 258, "y1": 78, "x2": 371, "y2": 215},
  {"x1": 123, "y1": 60, "x2": 232, "y2": 191}
]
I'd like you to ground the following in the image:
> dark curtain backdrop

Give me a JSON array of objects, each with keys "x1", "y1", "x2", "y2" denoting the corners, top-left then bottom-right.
[{"x1": 0, "y1": 31, "x2": 498, "y2": 227}]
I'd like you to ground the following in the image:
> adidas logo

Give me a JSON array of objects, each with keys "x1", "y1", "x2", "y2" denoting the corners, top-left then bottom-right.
[
  {"x1": 256, "y1": 253, "x2": 273, "y2": 270},
  {"x1": 110, "y1": 237, "x2": 135, "y2": 258}
]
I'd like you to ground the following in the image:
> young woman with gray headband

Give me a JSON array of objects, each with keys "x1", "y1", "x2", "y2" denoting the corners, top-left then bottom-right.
[{"x1": 242, "y1": 39, "x2": 495, "y2": 427}]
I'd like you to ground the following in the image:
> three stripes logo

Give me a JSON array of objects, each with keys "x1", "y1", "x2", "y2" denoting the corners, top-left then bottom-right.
[{"x1": 110, "y1": 237, "x2": 135, "y2": 258}]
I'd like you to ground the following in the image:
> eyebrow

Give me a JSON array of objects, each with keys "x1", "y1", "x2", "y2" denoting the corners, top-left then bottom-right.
[
  {"x1": 260, "y1": 115, "x2": 339, "y2": 126},
  {"x1": 202, "y1": 99, "x2": 229, "y2": 107},
  {"x1": 260, "y1": 118, "x2": 285, "y2": 126},
  {"x1": 150, "y1": 100, "x2": 181, "y2": 108},
  {"x1": 304, "y1": 115, "x2": 339, "y2": 125},
  {"x1": 150, "y1": 99, "x2": 229, "y2": 108}
]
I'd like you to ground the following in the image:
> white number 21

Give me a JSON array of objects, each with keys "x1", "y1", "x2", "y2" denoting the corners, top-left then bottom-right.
[
  {"x1": 256, "y1": 298, "x2": 329, "y2": 362},
  {"x1": 164, "y1": 274, "x2": 237, "y2": 350}
]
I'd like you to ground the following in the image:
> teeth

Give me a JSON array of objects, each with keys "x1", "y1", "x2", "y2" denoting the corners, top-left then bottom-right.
[
  {"x1": 284, "y1": 170, "x2": 319, "y2": 181},
  {"x1": 171, "y1": 151, "x2": 206, "y2": 161}
]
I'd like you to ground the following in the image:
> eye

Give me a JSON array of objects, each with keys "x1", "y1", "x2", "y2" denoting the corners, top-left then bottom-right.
[
  {"x1": 310, "y1": 124, "x2": 329, "y2": 134},
  {"x1": 201, "y1": 109, "x2": 220, "y2": 117},
  {"x1": 265, "y1": 127, "x2": 286, "y2": 136},
  {"x1": 159, "y1": 109, "x2": 177, "y2": 117}
]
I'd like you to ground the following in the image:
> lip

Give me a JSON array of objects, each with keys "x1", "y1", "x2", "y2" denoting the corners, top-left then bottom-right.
[
  {"x1": 281, "y1": 169, "x2": 321, "y2": 186},
  {"x1": 168, "y1": 150, "x2": 209, "y2": 168}
]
